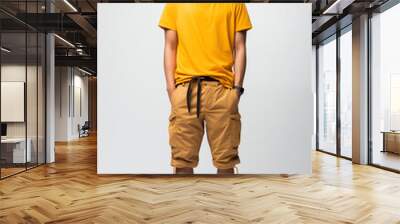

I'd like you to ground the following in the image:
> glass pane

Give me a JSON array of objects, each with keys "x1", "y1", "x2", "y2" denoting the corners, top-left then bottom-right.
[
  {"x1": 371, "y1": 4, "x2": 400, "y2": 171},
  {"x1": 1, "y1": 32, "x2": 27, "y2": 177},
  {"x1": 318, "y1": 37, "x2": 337, "y2": 154},
  {"x1": 26, "y1": 0, "x2": 38, "y2": 169},
  {"x1": 27, "y1": 31, "x2": 38, "y2": 169},
  {"x1": 0, "y1": 1, "x2": 46, "y2": 178},
  {"x1": 340, "y1": 30, "x2": 352, "y2": 158}
]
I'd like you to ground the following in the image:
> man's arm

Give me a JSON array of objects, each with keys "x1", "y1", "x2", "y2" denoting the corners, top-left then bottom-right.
[
  {"x1": 233, "y1": 31, "x2": 247, "y2": 88},
  {"x1": 163, "y1": 29, "x2": 178, "y2": 101}
]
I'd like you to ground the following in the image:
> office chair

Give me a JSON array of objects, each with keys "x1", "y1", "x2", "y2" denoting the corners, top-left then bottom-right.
[{"x1": 79, "y1": 121, "x2": 90, "y2": 138}]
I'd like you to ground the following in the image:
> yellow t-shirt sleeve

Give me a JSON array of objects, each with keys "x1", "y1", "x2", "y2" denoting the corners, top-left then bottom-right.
[
  {"x1": 159, "y1": 4, "x2": 177, "y2": 31},
  {"x1": 235, "y1": 4, "x2": 252, "y2": 32}
]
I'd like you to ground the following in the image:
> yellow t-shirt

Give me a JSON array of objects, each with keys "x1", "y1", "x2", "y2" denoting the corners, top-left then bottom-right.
[{"x1": 159, "y1": 3, "x2": 252, "y2": 88}]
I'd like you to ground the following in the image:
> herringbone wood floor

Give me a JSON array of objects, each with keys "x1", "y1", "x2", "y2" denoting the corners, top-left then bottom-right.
[{"x1": 1, "y1": 135, "x2": 400, "y2": 224}]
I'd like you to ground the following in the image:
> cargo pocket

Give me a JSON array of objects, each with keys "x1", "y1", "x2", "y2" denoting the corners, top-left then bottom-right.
[
  {"x1": 228, "y1": 89, "x2": 240, "y2": 114},
  {"x1": 229, "y1": 113, "x2": 241, "y2": 149},
  {"x1": 168, "y1": 112, "x2": 177, "y2": 148}
]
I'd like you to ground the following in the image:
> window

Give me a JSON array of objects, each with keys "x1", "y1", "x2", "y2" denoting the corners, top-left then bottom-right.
[
  {"x1": 340, "y1": 29, "x2": 352, "y2": 158},
  {"x1": 370, "y1": 3, "x2": 400, "y2": 171},
  {"x1": 318, "y1": 37, "x2": 337, "y2": 154}
]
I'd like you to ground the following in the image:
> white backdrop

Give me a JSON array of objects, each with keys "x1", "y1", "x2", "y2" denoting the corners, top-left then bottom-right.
[{"x1": 98, "y1": 3, "x2": 313, "y2": 174}]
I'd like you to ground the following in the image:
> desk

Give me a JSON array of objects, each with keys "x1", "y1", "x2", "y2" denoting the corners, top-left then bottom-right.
[
  {"x1": 382, "y1": 131, "x2": 400, "y2": 154},
  {"x1": 1, "y1": 138, "x2": 32, "y2": 164}
]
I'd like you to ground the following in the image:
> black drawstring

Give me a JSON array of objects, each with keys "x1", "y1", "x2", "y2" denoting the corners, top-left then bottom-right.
[
  {"x1": 186, "y1": 79, "x2": 193, "y2": 114},
  {"x1": 186, "y1": 76, "x2": 217, "y2": 118}
]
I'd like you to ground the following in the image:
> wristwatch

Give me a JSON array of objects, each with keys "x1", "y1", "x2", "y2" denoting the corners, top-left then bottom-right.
[{"x1": 233, "y1": 85, "x2": 244, "y2": 95}]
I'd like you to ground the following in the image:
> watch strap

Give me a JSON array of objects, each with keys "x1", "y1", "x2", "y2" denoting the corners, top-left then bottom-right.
[{"x1": 233, "y1": 85, "x2": 244, "y2": 95}]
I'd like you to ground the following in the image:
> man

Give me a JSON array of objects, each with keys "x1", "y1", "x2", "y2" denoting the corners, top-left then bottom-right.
[{"x1": 159, "y1": 3, "x2": 252, "y2": 174}]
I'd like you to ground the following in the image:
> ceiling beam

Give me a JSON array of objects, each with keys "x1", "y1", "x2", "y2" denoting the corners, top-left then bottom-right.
[
  {"x1": 67, "y1": 13, "x2": 97, "y2": 46},
  {"x1": 322, "y1": 0, "x2": 356, "y2": 14},
  {"x1": 55, "y1": 55, "x2": 96, "y2": 69}
]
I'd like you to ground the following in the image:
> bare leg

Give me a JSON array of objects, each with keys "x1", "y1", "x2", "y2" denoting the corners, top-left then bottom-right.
[
  {"x1": 175, "y1": 168, "x2": 194, "y2": 174},
  {"x1": 217, "y1": 168, "x2": 234, "y2": 175}
]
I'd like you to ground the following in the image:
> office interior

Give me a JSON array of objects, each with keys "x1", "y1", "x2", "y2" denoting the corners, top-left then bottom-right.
[
  {"x1": 0, "y1": 0, "x2": 97, "y2": 179},
  {"x1": 0, "y1": 0, "x2": 399, "y2": 222}
]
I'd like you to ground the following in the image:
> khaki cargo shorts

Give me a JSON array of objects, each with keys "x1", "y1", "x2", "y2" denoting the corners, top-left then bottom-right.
[{"x1": 168, "y1": 81, "x2": 241, "y2": 169}]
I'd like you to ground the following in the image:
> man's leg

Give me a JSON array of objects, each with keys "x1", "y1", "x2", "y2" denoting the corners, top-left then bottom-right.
[
  {"x1": 204, "y1": 84, "x2": 241, "y2": 174},
  {"x1": 169, "y1": 84, "x2": 204, "y2": 174},
  {"x1": 174, "y1": 167, "x2": 194, "y2": 174}
]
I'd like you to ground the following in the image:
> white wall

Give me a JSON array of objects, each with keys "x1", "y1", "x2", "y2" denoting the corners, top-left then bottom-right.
[
  {"x1": 98, "y1": 3, "x2": 313, "y2": 174},
  {"x1": 55, "y1": 67, "x2": 69, "y2": 141},
  {"x1": 55, "y1": 67, "x2": 89, "y2": 141}
]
